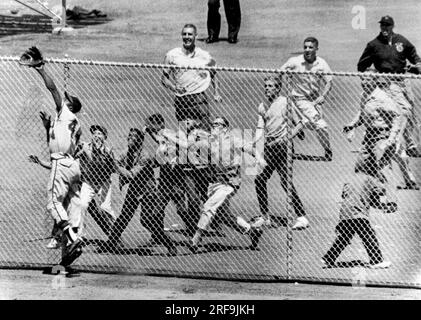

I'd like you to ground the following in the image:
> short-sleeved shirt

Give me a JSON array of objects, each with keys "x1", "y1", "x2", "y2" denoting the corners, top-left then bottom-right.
[
  {"x1": 185, "y1": 128, "x2": 210, "y2": 169},
  {"x1": 258, "y1": 95, "x2": 300, "y2": 141},
  {"x1": 76, "y1": 142, "x2": 116, "y2": 189},
  {"x1": 362, "y1": 87, "x2": 401, "y2": 130},
  {"x1": 164, "y1": 47, "x2": 213, "y2": 96},
  {"x1": 49, "y1": 100, "x2": 81, "y2": 156},
  {"x1": 339, "y1": 173, "x2": 386, "y2": 221},
  {"x1": 280, "y1": 55, "x2": 333, "y2": 101}
]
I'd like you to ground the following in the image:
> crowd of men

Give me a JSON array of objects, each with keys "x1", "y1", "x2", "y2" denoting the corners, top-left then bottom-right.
[{"x1": 24, "y1": 16, "x2": 421, "y2": 275}]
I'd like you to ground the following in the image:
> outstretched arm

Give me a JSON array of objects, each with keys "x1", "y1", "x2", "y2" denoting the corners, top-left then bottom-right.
[
  {"x1": 28, "y1": 155, "x2": 52, "y2": 170},
  {"x1": 35, "y1": 66, "x2": 62, "y2": 113}
]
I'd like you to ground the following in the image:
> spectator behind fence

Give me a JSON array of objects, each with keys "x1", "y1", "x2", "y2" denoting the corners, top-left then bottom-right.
[
  {"x1": 280, "y1": 37, "x2": 333, "y2": 162},
  {"x1": 74, "y1": 125, "x2": 118, "y2": 238},
  {"x1": 188, "y1": 117, "x2": 267, "y2": 253},
  {"x1": 206, "y1": 0, "x2": 241, "y2": 44},
  {"x1": 162, "y1": 23, "x2": 222, "y2": 131},
  {"x1": 321, "y1": 154, "x2": 397, "y2": 269},
  {"x1": 343, "y1": 73, "x2": 419, "y2": 190},
  {"x1": 103, "y1": 128, "x2": 173, "y2": 255},
  {"x1": 252, "y1": 76, "x2": 309, "y2": 230},
  {"x1": 357, "y1": 15, "x2": 421, "y2": 158}
]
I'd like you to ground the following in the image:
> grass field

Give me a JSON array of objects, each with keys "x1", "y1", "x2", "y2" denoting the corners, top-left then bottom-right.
[{"x1": 1, "y1": 0, "x2": 421, "y2": 297}]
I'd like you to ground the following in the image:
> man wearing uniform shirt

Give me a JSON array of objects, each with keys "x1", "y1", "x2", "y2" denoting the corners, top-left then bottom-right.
[
  {"x1": 188, "y1": 117, "x2": 267, "y2": 252},
  {"x1": 357, "y1": 15, "x2": 421, "y2": 157},
  {"x1": 280, "y1": 37, "x2": 333, "y2": 161},
  {"x1": 162, "y1": 23, "x2": 222, "y2": 130},
  {"x1": 103, "y1": 128, "x2": 177, "y2": 256},
  {"x1": 75, "y1": 125, "x2": 118, "y2": 238},
  {"x1": 253, "y1": 76, "x2": 309, "y2": 230},
  {"x1": 343, "y1": 75, "x2": 419, "y2": 190},
  {"x1": 31, "y1": 61, "x2": 84, "y2": 269}
]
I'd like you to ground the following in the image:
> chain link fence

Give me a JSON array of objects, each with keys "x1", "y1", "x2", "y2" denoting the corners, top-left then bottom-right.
[{"x1": 0, "y1": 56, "x2": 420, "y2": 288}]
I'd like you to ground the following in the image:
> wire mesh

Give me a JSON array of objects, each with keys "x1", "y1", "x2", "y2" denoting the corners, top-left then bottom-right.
[{"x1": 0, "y1": 56, "x2": 420, "y2": 288}]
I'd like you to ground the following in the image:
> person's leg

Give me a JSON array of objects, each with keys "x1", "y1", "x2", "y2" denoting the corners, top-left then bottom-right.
[
  {"x1": 223, "y1": 0, "x2": 241, "y2": 42},
  {"x1": 192, "y1": 183, "x2": 236, "y2": 246},
  {"x1": 322, "y1": 220, "x2": 356, "y2": 264},
  {"x1": 47, "y1": 158, "x2": 80, "y2": 245},
  {"x1": 108, "y1": 183, "x2": 141, "y2": 244},
  {"x1": 296, "y1": 100, "x2": 332, "y2": 160},
  {"x1": 207, "y1": 0, "x2": 221, "y2": 41},
  {"x1": 254, "y1": 145, "x2": 276, "y2": 218},
  {"x1": 275, "y1": 143, "x2": 307, "y2": 219},
  {"x1": 184, "y1": 170, "x2": 205, "y2": 236},
  {"x1": 355, "y1": 218, "x2": 384, "y2": 265}
]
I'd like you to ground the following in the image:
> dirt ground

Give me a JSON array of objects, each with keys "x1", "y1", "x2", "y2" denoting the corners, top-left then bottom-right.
[
  {"x1": 1, "y1": 0, "x2": 421, "y2": 300},
  {"x1": 1, "y1": 269, "x2": 420, "y2": 300}
]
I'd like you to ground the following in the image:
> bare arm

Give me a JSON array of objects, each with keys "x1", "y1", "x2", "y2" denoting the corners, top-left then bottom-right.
[{"x1": 28, "y1": 155, "x2": 52, "y2": 170}]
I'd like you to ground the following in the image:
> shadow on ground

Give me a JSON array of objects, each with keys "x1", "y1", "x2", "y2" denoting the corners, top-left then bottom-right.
[{"x1": 0, "y1": 14, "x2": 112, "y2": 37}]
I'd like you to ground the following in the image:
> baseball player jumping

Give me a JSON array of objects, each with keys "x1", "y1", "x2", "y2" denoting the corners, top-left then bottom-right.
[{"x1": 20, "y1": 47, "x2": 84, "y2": 272}]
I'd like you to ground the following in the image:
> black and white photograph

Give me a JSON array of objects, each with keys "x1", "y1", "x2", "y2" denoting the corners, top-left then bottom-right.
[{"x1": 0, "y1": 0, "x2": 420, "y2": 304}]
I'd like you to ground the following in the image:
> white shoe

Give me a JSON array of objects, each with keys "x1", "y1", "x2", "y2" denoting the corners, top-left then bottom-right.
[
  {"x1": 251, "y1": 216, "x2": 272, "y2": 228},
  {"x1": 46, "y1": 238, "x2": 60, "y2": 249},
  {"x1": 292, "y1": 217, "x2": 309, "y2": 230},
  {"x1": 369, "y1": 261, "x2": 391, "y2": 269}
]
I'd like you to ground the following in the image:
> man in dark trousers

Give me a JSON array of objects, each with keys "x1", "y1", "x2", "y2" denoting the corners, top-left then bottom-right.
[
  {"x1": 357, "y1": 15, "x2": 421, "y2": 159},
  {"x1": 206, "y1": 0, "x2": 241, "y2": 44},
  {"x1": 104, "y1": 128, "x2": 178, "y2": 256}
]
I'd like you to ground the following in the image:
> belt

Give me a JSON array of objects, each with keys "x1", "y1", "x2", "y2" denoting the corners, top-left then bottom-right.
[{"x1": 50, "y1": 152, "x2": 72, "y2": 161}]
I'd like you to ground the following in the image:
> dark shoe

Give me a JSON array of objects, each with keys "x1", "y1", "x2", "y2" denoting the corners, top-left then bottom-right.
[
  {"x1": 187, "y1": 242, "x2": 199, "y2": 254},
  {"x1": 65, "y1": 266, "x2": 81, "y2": 278},
  {"x1": 407, "y1": 147, "x2": 421, "y2": 158},
  {"x1": 249, "y1": 227, "x2": 263, "y2": 250},
  {"x1": 205, "y1": 36, "x2": 219, "y2": 44},
  {"x1": 323, "y1": 149, "x2": 333, "y2": 162},
  {"x1": 397, "y1": 181, "x2": 420, "y2": 190},
  {"x1": 167, "y1": 245, "x2": 178, "y2": 257},
  {"x1": 60, "y1": 239, "x2": 83, "y2": 267},
  {"x1": 228, "y1": 37, "x2": 238, "y2": 44},
  {"x1": 321, "y1": 257, "x2": 335, "y2": 268}
]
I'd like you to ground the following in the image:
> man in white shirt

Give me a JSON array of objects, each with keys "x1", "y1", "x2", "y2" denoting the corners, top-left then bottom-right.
[
  {"x1": 253, "y1": 76, "x2": 309, "y2": 230},
  {"x1": 280, "y1": 37, "x2": 333, "y2": 161},
  {"x1": 162, "y1": 24, "x2": 221, "y2": 130}
]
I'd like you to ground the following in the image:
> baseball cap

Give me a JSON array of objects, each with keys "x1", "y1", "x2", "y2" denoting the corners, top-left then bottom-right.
[
  {"x1": 378, "y1": 15, "x2": 394, "y2": 26},
  {"x1": 64, "y1": 91, "x2": 82, "y2": 113},
  {"x1": 90, "y1": 125, "x2": 108, "y2": 139}
]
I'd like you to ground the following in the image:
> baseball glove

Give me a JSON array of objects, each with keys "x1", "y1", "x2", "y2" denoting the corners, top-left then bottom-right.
[{"x1": 19, "y1": 46, "x2": 44, "y2": 68}]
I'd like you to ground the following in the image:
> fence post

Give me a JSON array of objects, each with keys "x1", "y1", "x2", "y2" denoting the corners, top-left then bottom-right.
[
  {"x1": 285, "y1": 72, "x2": 293, "y2": 280},
  {"x1": 63, "y1": 54, "x2": 70, "y2": 92}
]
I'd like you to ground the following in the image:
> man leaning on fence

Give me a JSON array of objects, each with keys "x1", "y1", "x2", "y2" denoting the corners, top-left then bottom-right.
[
  {"x1": 357, "y1": 15, "x2": 421, "y2": 158},
  {"x1": 162, "y1": 23, "x2": 222, "y2": 131}
]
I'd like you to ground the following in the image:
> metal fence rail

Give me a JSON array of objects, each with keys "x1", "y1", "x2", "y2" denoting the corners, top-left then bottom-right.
[{"x1": 0, "y1": 56, "x2": 420, "y2": 288}]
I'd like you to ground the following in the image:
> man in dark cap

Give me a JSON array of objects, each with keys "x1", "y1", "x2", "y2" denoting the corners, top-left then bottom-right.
[{"x1": 357, "y1": 15, "x2": 421, "y2": 160}]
